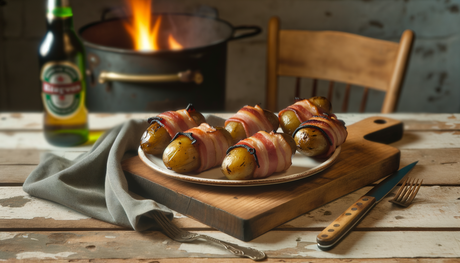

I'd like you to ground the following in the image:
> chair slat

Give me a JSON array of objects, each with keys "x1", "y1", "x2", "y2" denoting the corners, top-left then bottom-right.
[
  {"x1": 342, "y1": 84, "x2": 351, "y2": 112},
  {"x1": 312, "y1": 79, "x2": 318, "y2": 97},
  {"x1": 295, "y1": 77, "x2": 301, "y2": 98},
  {"x1": 327, "y1": 81, "x2": 334, "y2": 103},
  {"x1": 360, "y1": 87, "x2": 369, "y2": 113}
]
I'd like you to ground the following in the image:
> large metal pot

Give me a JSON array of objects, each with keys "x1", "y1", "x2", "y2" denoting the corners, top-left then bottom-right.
[{"x1": 79, "y1": 13, "x2": 261, "y2": 112}]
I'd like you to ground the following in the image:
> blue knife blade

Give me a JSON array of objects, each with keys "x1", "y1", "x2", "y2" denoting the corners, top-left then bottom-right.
[{"x1": 316, "y1": 161, "x2": 418, "y2": 250}]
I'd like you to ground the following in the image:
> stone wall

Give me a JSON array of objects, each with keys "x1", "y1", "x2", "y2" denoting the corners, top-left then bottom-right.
[{"x1": 1, "y1": 0, "x2": 459, "y2": 113}]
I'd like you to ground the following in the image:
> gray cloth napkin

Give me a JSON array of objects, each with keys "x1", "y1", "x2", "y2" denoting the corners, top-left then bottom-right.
[{"x1": 23, "y1": 115, "x2": 225, "y2": 231}]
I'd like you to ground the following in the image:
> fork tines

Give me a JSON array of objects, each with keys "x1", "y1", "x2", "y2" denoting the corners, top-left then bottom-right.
[{"x1": 390, "y1": 177, "x2": 423, "y2": 207}]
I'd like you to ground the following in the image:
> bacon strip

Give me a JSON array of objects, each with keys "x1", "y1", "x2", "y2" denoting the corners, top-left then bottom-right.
[
  {"x1": 157, "y1": 109, "x2": 199, "y2": 138},
  {"x1": 279, "y1": 99, "x2": 336, "y2": 123},
  {"x1": 236, "y1": 131, "x2": 293, "y2": 179},
  {"x1": 295, "y1": 114, "x2": 348, "y2": 158},
  {"x1": 225, "y1": 105, "x2": 273, "y2": 138},
  {"x1": 186, "y1": 123, "x2": 232, "y2": 173}
]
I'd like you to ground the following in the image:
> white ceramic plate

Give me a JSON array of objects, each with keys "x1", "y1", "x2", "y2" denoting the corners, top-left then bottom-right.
[{"x1": 138, "y1": 146, "x2": 341, "y2": 187}]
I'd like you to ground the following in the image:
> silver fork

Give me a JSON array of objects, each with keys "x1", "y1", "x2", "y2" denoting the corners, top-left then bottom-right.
[
  {"x1": 389, "y1": 177, "x2": 423, "y2": 207},
  {"x1": 151, "y1": 211, "x2": 266, "y2": 261}
]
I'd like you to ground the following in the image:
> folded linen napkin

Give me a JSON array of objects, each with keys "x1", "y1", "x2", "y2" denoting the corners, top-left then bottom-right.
[{"x1": 23, "y1": 115, "x2": 225, "y2": 230}]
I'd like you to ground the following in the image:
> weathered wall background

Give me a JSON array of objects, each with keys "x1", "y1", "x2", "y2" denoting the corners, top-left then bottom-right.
[{"x1": 1, "y1": 0, "x2": 459, "y2": 113}]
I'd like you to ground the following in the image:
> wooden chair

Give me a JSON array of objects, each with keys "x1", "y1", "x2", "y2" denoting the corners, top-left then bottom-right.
[{"x1": 266, "y1": 16, "x2": 414, "y2": 113}]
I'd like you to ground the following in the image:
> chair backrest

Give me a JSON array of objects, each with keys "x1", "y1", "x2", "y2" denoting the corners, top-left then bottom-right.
[{"x1": 266, "y1": 16, "x2": 414, "y2": 113}]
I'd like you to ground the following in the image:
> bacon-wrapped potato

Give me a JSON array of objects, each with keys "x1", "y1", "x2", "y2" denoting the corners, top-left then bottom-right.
[
  {"x1": 221, "y1": 131, "x2": 296, "y2": 180},
  {"x1": 225, "y1": 105, "x2": 279, "y2": 143},
  {"x1": 163, "y1": 123, "x2": 234, "y2": 173},
  {"x1": 162, "y1": 105, "x2": 280, "y2": 175},
  {"x1": 278, "y1": 97, "x2": 332, "y2": 136},
  {"x1": 140, "y1": 104, "x2": 206, "y2": 155},
  {"x1": 293, "y1": 114, "x2": 347, "y2": 158}
]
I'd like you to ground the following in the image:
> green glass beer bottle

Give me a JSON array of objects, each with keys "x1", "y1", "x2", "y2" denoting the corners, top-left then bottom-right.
[{"x1": 38, "y1": 0, "x2": 89, "y2": 146}]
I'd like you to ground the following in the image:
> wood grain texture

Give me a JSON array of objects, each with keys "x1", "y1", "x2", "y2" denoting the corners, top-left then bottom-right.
[
  {"x1": 0, "y1": 259, "x2": 457, "y2": 263},
  {"x1": 2, "y1": 185, "x2": 459, "y2": 230},
  {"x1": 2, "y1": 230, "x2": 460, "y2": 260},
  {"x1": 1, "y1": 113, "x2": 460, "y2": 261},
  {"x1": 1, "y1": 112, "x2": 459, "y2": 131},
  {"x1": 0, "y1": 165, "x2": 36, "y2": 185},
  {"x1": 2, "y1": 148, "x2": 458, "y2": 186},
  {"x1": 265, "y1": 16, "x2": 414, "y2": 113},
  {"x1": 316, "y1": 195, "x2": 376, "y2": 246},
  {"x1": 0, "y1": 218, "x2": 126, "y2": 231},
  {"x1": 277, "y1": 31, "x2": 401, "y2": 90},
  {"x1": 123, "y1": 117, "x2": 403, "y2": 241},
  {"x1": 383, "y1": 30, "x2": 414, "y2": 113},
  {"x1": 266, "y1": 16, "x2": 279, "y2": 111}
]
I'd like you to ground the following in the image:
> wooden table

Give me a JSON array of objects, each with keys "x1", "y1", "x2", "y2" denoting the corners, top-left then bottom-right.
[{"x1": 1, "y1": 112, "x2": 459, "y2": 262}]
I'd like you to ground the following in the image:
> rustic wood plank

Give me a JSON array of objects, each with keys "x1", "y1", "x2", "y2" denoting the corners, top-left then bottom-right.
[
  {"x1": 1, "y1": 113, "x2": 459, "y2": 261},
  {"x1": 0, "y1": 259, "x2": 457, "y2": 263},
  {"x1": 390, "y1": 131, "x2": 460, "y2": 150},
  {"x1": 350, "y1": 113, "x2": 460, "y2": 131},
  {"x1": 1, "y1": 230, "x2": 459, "y2": 260},
  {"x1": 0, "y1": 112, "x2": 147, "y2": 131},
  {"x1": 2, "y1": 113, "x2": 460, "y2": 131},
  {"x1": 0, "y1": 113, "x2": 232, "y2": 131},
  {"x1": 399, "y1": 149, "x2": 460, "y2": 185},
  {"x1": 286, "y1": 186, "x2": 460, "y2": 229},
  {"x1": 0, "y1": 165, "x2": 36, "y2": 185},
  {"x1": 0, "y1": 149, "x2": 87, "y2": 165},
  {"x1": 0, "y1": 131, "x2": 94, "y2": 150},
  {"x1": 0, "y1": 218, "x2": 126, "y2": 231},
  {"x1": 2, "y1": 148, "x2": 459, "y2": 185},
  {"x1": 0, "y1": 113, "x2": 42, "y2": 130},
  {"x1": 2, "y1": 185, "x2": 459, "y2": 231},
  {"x1": 177, "y1": 231, "x2": 460, "y2": 259},
  {"x1": 0, "y1": 187, "x2": 208, "y2": 230},
  {"x1": 3, "y1": 129, "x2": 460, "y2": 151},
  {"x1": 0, "y1": 150, "x2": 42, "y2": 164}
]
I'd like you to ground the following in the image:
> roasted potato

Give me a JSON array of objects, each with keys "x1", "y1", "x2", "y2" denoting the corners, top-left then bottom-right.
[
  {"x1": 221, "y1": 133, "x2": 296, "y2": 180},
  {"x1": 162, "y1": 127, "x2": 234, "y2": 174},
  {"x1": 293, "y1": 127, "x2": 329, "y2": 157},
  {"x1": 225, "y1": 109, "x2": 279, "y2": 143},
  {"x1": 189, "y1": 110, "x2": 206, "y2": 127},
  {"x1": 140, "y1": 106, "x2": 206, "y2": 155},
  {"x1": 140, "y1": 122, "x2": 172, "y2": 155},
  {"x1": 224, "y1": 121, "x2": 246, "y2": 144},
  {"x1": 221, "y1": 147, "x2": 257, "y2": 180},
  {"x1": 162, "y1": 134, "x2": 201, "y2": 173},
  {"x1": 279, "y1": 110, "x2": 301, "y2": 137},
  {"x1": 293, "y1": 114, "x2": 347, "y2": 158},
  {"x1": 308, "y1": 96, "x2": 332, "y2": 113},
  {"x1": 279, "y1": 96, "x2": 332, "y2": 136},
  {"x1": 280, "y1": 132, "x2": 297, "y2": 155}
]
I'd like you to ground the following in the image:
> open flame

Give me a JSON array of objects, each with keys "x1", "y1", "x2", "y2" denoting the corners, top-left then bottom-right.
[{"x1": 124, "y1": 0, "x2": 183, "y2": 51}]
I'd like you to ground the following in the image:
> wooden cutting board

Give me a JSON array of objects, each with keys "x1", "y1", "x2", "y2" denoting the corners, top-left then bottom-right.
[{"x1": 122, "y1": 116, "x2": 402, "y2": 241}]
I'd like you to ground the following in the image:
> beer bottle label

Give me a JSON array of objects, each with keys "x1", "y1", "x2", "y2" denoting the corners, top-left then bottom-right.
[{"x1": 41, "y1": 61, "x2": 83, "y2": 118}]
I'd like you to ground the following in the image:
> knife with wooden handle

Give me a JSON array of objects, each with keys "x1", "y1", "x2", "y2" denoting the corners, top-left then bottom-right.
[{"x1": 316, "y1": 161, "x2": 418, "y2": 250}]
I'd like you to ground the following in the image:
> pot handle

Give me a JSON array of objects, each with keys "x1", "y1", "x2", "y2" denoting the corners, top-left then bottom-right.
[
  {"x1": 98, "y1": 70, "x2": 203, "y2": 85},
  {"x1": 231, "y1": 26, "x2": 262, "y2": 41},
  {"x1": 100, "y1": 7, "x2": 126, "y2": 21}
]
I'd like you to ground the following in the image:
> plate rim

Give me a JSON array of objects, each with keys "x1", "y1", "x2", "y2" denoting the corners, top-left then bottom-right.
[{"x1": 137, "y1": 146, "x2": 341, "y2": 187}]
